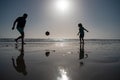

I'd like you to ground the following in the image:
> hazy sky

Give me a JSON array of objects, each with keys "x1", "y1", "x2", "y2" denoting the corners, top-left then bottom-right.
[{"x1": 0, "y1": 0, "x2": 120, "y2": 39}]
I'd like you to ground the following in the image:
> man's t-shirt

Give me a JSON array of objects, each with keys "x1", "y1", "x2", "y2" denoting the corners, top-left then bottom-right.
[{"x1": 16, "y1": 17, "x2": 26, "y2": 29}]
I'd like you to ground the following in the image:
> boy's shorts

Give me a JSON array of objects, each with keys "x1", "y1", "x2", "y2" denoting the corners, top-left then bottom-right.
[{"x1": 80, "y1": 34, "x2": 84, "y2": 38}]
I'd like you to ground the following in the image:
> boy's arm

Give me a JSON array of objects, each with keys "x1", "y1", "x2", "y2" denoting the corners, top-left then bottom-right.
[
  {"x1": 77, "y1": 31, "x2": 80, "y2": 35},
  {"x1": 84, "y1": 28, "x2": 89, "y2": 32}
]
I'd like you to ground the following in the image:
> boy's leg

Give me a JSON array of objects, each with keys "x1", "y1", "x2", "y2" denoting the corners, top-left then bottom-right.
[
  {"x1": 80, "y1": 38, "x2": 82, "y2": 44},
  {"x1": 82, "y1": 34, "x2": 84, "y2": 44},
  {"x1": 82, "y1": 38, "x2": 84, "y2": 44}
]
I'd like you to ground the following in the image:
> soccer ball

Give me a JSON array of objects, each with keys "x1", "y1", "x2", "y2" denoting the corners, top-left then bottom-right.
[{"x1": 45, "y1": 31, "x2": 50, "y2": 36}]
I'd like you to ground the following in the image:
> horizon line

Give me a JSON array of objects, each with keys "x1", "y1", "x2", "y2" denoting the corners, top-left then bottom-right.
[{"x1": 0, "y1": 38, "x2": 120, "y2": 40}]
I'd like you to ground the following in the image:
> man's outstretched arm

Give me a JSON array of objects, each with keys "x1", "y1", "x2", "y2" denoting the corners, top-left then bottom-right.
[
  {"x1": 12, "y1": 58, "x2": 16, "y2": 68},
  {"x1": 12, "y1": 19, "x2": 17, "y2": 30}
]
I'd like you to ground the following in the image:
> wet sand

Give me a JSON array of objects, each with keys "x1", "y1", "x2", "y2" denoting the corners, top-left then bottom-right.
[{"x1": 0, "y1": 41, "x2": 120, "y2": 80}]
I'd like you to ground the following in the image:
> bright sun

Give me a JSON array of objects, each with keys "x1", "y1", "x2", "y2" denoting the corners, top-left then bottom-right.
[{"x1": 55, "y1": 0, "x2": 69, "y2": 12}]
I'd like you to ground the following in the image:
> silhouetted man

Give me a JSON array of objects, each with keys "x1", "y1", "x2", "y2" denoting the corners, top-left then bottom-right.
[
  {"x1": 12, "y1": 13, "x2": 28, "y2": 44},
  {"x1": 77, "y1": 23, "x2": 88, "y2": 44}
]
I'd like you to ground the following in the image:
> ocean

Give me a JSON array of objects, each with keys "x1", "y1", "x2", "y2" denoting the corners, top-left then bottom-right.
[{"x1": 0, "y1": 38, "x2": 120, "y2": 80}]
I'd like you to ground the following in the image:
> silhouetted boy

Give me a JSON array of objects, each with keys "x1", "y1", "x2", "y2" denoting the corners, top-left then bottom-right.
[
  {"x1": 12, "y1": 13, "x2": 28, "y2": 44},
  {"x1": 77, "y1": 23, "x2": 88, "y2": 44}
]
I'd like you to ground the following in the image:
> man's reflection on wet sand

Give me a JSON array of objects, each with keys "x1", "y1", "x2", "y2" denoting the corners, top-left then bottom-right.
[{"x1": 12, "y1": 44, "x2": 27, "y2": 76}]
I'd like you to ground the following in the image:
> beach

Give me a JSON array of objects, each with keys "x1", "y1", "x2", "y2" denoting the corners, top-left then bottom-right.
[{"x1": 0, "y1": 39, "x2": 120, "y2": 80}]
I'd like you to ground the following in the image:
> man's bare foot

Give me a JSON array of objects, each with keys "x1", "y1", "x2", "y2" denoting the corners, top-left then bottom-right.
[{"x1": 15, "y1": 39, "x2": 18, "y2": 43}]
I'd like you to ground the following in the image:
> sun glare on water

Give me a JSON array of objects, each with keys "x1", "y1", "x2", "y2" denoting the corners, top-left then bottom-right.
[{"x1": 57, "y1": 67, "x2": 69, "y2": 80}]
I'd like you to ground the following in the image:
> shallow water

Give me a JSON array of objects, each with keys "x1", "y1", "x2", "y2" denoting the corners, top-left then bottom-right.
[{"x1": 0, "y1": 40, "x2": 120, "y2": 80}]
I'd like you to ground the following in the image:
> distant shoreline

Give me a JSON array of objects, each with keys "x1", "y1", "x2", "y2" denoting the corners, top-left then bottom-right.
[{"x1": 0, "y1": 38, "x2": 120, "y2": 42}]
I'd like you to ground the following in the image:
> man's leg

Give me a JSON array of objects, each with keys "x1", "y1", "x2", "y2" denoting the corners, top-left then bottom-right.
[
  {"x1": 15, "y1": 36, "x2": 22, "y2": 43},
  {"x1": 16, "y1": 27, "x2": 23, "y2": 43},
  {"x1": 21, "y1": 32, "x2": 25, "y2": 44}
]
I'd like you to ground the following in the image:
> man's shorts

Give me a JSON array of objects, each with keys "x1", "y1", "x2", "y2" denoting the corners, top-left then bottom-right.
[{"x1": 17, "y1": 27, "x2": 24, "y2": 35}]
